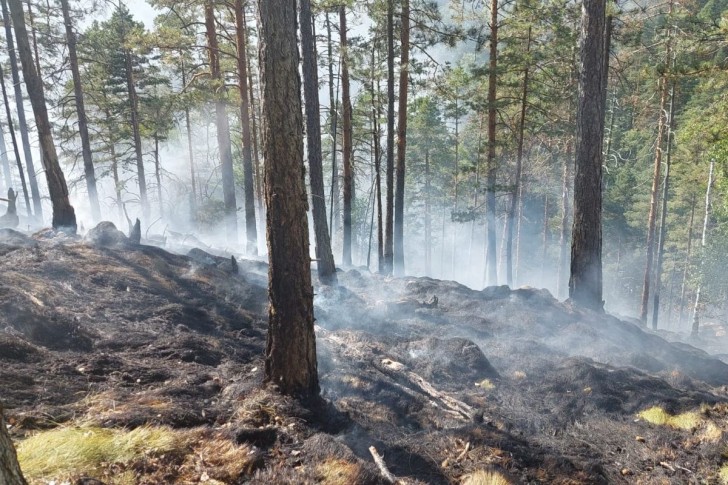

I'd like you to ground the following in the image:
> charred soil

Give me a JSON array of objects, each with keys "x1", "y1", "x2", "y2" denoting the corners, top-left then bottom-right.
[{"x1": 1, "y1": 227, "x2": 728, "y2": 484}]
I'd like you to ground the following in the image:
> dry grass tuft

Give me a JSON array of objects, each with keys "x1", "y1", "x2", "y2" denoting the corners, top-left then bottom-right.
[
  {"x1": 720, "y1": 464, "x2": 728, "y2": 485},
  {"x1": 475, "y1": 379, "x2": 495, "y2": 390},
  {"x1": 462, "y1": 469, "x2": 511, "y2": 485},
  {"x1": 315, "y1": 458, "x2": 362, "y2": 485},
  {"x1": 512, "y1": 371, "x2": 527, "y2": 381},
  {"x1": 235, "y1": 390, "x2": 279, "y2": 427},
  {"x1": 637, "y1": 406, "x2": 701, "y2": 430},
  {"x1": 182, "y1": 436, "x2": 259, "y2": 482},
  {"x1": 17, "y1": 425, "x2": 186, "y2": 481}
]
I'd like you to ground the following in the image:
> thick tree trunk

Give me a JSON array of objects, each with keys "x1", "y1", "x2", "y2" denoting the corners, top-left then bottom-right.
[
  {"x1": 651, "y1": 82, "x2": 676, "y2": 330},
  {"x1": 505, "y1": 26, "x2": 531, "y2": 287},
  {"x1": 9, "y1": 0, "x2": 76, "y2": 231},
  {"x1": 639, "y1": 76, "x2": 669, "y2": 324},
  {"x1": 484, "y1": 0, "x2": 498, "y2": 286},
  {"x1": 60, "y1": 0, "x2": 99, "y2": 222},
  {"x1": 258, "y1": 0, "x2": 319, "y2": 399},
  {"x1": 383, "y1": 0, "x2": 395, "y2": 275},
  {"x1": 691, "y1": 159, "x2": 715, "y2": 337},
  {"x1": 235, "y1": 0, "x2": 258, "y2": 255},
  {"x1": 205, "y1": 1, "x2": 238, "y2": 242},
  {"x1": 300, "y1": 0, "x2": 336, "y2": 283},
  {"x1": 394, "y1": 0, "x2": 410, "y2": 276},
  {"x1": 0, "y1": 63, "x2": 30, "y2": 217},
  {"x1": 340, "y1": 6, "x2": 353, "y2": 267},
  {"x1": 569, "y1": 0, "x2": 606, "y2": 311},
  {"x1": 0, "y1": 0, "x2": 40, "y2": 220},
  {"x1": 0, "y1": 405, "x2": 26, "y2": 485}
]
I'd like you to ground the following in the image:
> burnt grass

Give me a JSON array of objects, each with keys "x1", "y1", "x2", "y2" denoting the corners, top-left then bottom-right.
[{"x1": 2, "y1": 227, "x2": 728, "y2": 484}]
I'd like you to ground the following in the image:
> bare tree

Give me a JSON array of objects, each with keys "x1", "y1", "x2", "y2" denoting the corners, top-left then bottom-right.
[{"x1": 394, "y1": 0, "x2": 410, "y2": 276}]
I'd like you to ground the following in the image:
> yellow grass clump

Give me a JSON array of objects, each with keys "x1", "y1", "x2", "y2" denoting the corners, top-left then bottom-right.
[
  {"x1": 17, "y1": 425, "x2": 186, "y2": 482},
  {"x1": 315, "y1": 458, "x2": 362, "y2": 485},
  {"x1": 637, "y1": 406, "x2": 702, "y2": 430},
  {"x1": 462, "y1": 469, "x2": 511, "y2": 485},
  {"x1": 719, "y1": 464, "x2": 728, "y2": 484}
]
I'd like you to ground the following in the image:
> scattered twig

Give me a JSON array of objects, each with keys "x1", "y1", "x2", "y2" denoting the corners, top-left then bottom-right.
[
  {"x1": 369, "y1": 446, "x2": 397, "y2": 484},
  {"x1": 455, "y1": 441, "x2": 471, "y2": 462},
  {"x1": 659, "y1": 461, "x2": 675, "y2": 472}
]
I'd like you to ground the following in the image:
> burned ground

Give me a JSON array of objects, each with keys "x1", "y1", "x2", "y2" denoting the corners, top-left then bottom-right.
[{"x1": 1, "y1": 227, "x2": 728, "y2": 484}]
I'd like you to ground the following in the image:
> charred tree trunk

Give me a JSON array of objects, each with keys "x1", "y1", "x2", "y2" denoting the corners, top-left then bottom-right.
[
  {"x1": 678, "y1": 194, "x2": 696, "y2": 327},
  {"x1": 0, "y1": 63, "x2": 30, "y2": 217},
  {"x1": 9, "y1": 0, "x2": 75, "y2": 231},
  {"x1": 691, "y1": 159, "x2": 715, "y2": 337},
  {"x1": 651, "y1": 82, "x2": 676, "y2": 330},
  {"x1": 258, "y1": 0, "x2": 319, "y2": 399},
  {"x1": 372, "y1": 53, "x2": 384, "y2": 274},
  {"x1": 0, "y1": 0, "x2": 40, "y2": 220},
  {"x1": 205, "y1": 0, "x2": 238, "y2": 242},
  {"x1": 383, "y1": 0, "x2": 395, "y2": 275},
  {"x1": 484, "y1": 0, "x2": 499, "y2": 286},
  {"x1": 505, "y1": 26, "x2": 531, "y2": 287},
  {"x1": 235, "y1": 0, "x2": 258, "y2": 255},
  {"x1": 60, "y1": 0, "x2": 99, "y2": 222},
  {"x1": 340, "y1": 6, "x2": 353, "y2": 267},
  {"x1": 557, "y1": 140, "x2": 573, "y2": 299},
  {"x1": 394, "y1": 0, "x2": 410, "y2": 276},
  {"x1": 569, "y1": 0, "x2": 606, "y2": 311},
  {"x1": 0, "y1": 405, "x2": 26, "y2": 485},
  {"x1": 325, "y1": 12, "x2": 340, "y2": 241},
  {"x1": 300, "y1": 0, "x2": 336, "y2": 283}
]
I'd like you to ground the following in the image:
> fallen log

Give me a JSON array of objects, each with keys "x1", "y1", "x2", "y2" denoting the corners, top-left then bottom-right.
[{"x1": 369, "y1": 446, "x2": 397, "y2": 484}]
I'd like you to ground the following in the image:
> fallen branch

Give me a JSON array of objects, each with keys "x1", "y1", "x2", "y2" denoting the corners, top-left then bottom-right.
[
  {"x1": 659, "y1": 462, "x2": 675, "y2": 472},
  {"x1": 369, "y1": 446, "x2": 397, "y2": 484},
  {"x1": 456, "y1": 441, "x2": 471, "y2": 462}
]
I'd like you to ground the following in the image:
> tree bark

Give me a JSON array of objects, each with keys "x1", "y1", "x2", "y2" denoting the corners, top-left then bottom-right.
[
  {"x1": 484, "y1": 0, "x2": 499, "y2": 286},
  {"x1": 340, "y1": 6, "x2": 353, "y2": 267},
  {"x1": 235, "y1": 0, "x2": 258, "y2": 255},
  {"x1": 0, "y1": 404, "x2": 26, "y2": 485},
  {"x1": 0, "y1": 0, "x2": 40, "y2": 220},
  {"x1": 300, "y1": 0, "x2": 336, "y2": 283},
  {"x1": 505, "y1": 26, "x2": 531, "y2": 288},
  {"x1": 394, "y1": 0, "x2": 410, "y2": 276},
  {"x1": 0, "y1": 62, "x2": 30, "y2": 217},
  {"x1": 383, "y1": 0, "x2": 395, "y2": 275},
  {"x1": 60, "y1": 0, "x2": 99, "y2": 222},
  {"x1": 691, "y1": 159, "x2": 715, "y2": 337},
  {"x1": 258, "y1": 0, "x2": 319, "y2": 399},
  {"x1": 205, "y1": 0, "x2": 238, "y2": 242},
  {"x1": 651, "y1": 81, "x2": 675, "y2": 330},
  {"x1": 569, "y1": 0, "x2": 606, "y2": 311},
  {"x1": 9, "y1": 0, "x2": 76, "y2": 231}
]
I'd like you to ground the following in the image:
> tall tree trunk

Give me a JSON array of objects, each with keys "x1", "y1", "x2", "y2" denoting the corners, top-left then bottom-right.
[
  {"x1": 325, "y1": 12, "x2": 340, "y2": 241},
  {"x1": 557, "y1": 139, "x2": 573, "y2": 299},
  {"x1": 235, "y1": 0, "x2": 258, "y2": 255},
  {"x1": 691, "y1": 159, "x2": 715, "y2": 337},
  {"x1": 383, "y1": 0, "x2": 395, "y2": 275},
  {"x1": 372, "y1": 52, "x2": 384, "y2": 274},
  {"x1": 258, "y1": 0, "x2": 319, "y2": 399},
  {"x1": 425, "y1": 147, "x2": 431, "y2": 276},
  {"x1": 540, "y1": 195, "x2": 549, "y2": 281},
  {"x1": 484, "y1": 0, "x2": 498, "y2": 286},
  {"x1": 678, "y1": 194, "x2": 696, "y2": 327},
  {"x1": 300, "y1": 0, "x2": 336, "y2": 283},
  {"x1": 180, "y1": 57, "x2": 198, "y2": 212},
  {"x1": 9, "y1": 0, "x2": 75, "y2": 231},
  {"x1": 339, "y1": 6, "x2": 353, "y2": 267},
  {"x1": 0, "y1": 63, "x2": 30, "y2": 217},
  {"x1": 0, "y1": 404, "x2": 26, "y2": 485},
  {"x1": 451, "y1": 110, "x2": 459, "y2": 279},
  {"x1": 242, "y1": 8, "x2": 263, "y2": 218},
  {"x1": 0, "y1": 122, "x2": 11, "y2": 193},
  {"x1": 153, "y1": 133, "x2": 163, "y2": 218},
  {"x1": 639, "y1": 77, "x2": 669, "y2": 324},
  {"x1": 205, "y1": 0, "x2": 237, "y2": 242},
  {"x1": 651, "y1": 81, "x2": 676, "y2": 330},
  {"x1": 505, "y1": 26, "x2": 531, "y2": 287},
  {"x1": 569, "y1": 0, "x2": 606, "y2": 311},
  {"x1": 60, "y1": 0, "x2": 100, "y2": 222},
  {"x1": 109, "y1": 133, "x2": 123, "y2": 222},
  {"x1": 394, "y1": 0, "x2": 410, "y2": 276},
  {"x1": 0, "y1": 0, "x2": 40, "y2": 220},
  {"x1": 468, "y1": 112, "x2": 484, "y2": 268}
]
